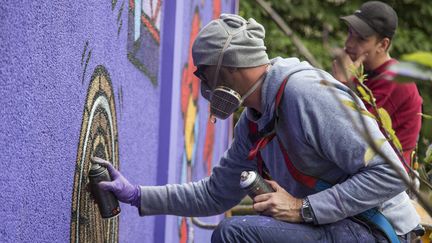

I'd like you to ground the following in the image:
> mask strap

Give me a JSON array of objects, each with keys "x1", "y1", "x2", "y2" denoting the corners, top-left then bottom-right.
[
  {"x1": 212, "y1": 24, "x2": 247, "y2": 88},
  {"x1": 212, "y1": 35, "x2": 232, "y2": 88},
  {"x1": 240, "y1": 68, "x2": 268, "y2": 103}
]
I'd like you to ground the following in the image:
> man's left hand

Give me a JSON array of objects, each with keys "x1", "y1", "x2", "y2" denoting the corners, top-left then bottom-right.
[{"x1": 252, "y1": 180, "x2": 303, "y2": 223}]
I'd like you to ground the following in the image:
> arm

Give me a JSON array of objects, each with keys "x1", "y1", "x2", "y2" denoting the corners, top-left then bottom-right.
[
  {"x1": 298, "y1": 77, "x2": 408, "y2": 224},
  {"x1": 92, "y1": 116, "x2": 256, "y2": 217},
  {"x1": 138, "y1": 114, "x2": 256, "y2": 217}
]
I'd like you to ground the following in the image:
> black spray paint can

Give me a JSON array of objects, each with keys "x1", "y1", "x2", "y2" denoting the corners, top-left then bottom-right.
[
  {"x1": 88, "y1": 163, "x2": 121, "y2": 219},
  {"x1": 240, "y1": 171, "x2": 275, "y2": 199}
]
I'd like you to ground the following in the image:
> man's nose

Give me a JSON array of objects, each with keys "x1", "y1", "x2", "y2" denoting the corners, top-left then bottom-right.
[{"x1": 345, "y1": 36, "x2": 354, "y2": 50}]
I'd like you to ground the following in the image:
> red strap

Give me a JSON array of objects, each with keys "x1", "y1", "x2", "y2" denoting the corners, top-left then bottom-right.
[
  {"x1": 277, "y1": 137, "x2": 317, "y2": 188},
  {"x1": 248, "y1": 120, "x2": 258, "y2": 133},
  {"x1": 248, "y1": 77, "x2": 288, "y2": 161},
  {"x1": 247, "y1": 77, "x2": 319, "y2": 189},
  {"x1": 248, "y1": 133, "x2": 275, "y2": 160},
  {"x1": 275, "y1": 78, "x2": 288, "y2": 108},
  {"x1": 247, "y1": 77, "x2": 288, "y2": 180}
]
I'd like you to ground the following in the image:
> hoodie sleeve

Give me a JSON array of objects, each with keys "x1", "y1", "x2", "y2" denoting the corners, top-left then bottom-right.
[
  {"x1": 288, "y1": 75, "x2": 409, "y2": 224},
  {"x1": 138, "y1": 113, "x2": 256, "y2": 216}
]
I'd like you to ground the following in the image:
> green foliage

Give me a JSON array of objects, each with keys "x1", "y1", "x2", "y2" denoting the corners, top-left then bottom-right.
[
  {"x1": 240, "y1": 0, "x2": 432, "y2": 68},
  {"x1": 349, "y1": 64, "x2": 404, "y2": 153},
  {"x1": 364, "y1": 138, "x2": 387, "y2": 165},
  {"x1": 426, "y1": 145, "x2": 432, "y2": 164},
  {"x1": 402, "y1": 52, "x2": 432, "y2": 68},
  {"x1": 239, "y1": 0, "x2": 432, "y2": 168}
]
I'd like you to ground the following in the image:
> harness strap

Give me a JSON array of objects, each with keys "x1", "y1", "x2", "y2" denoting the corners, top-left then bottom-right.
[
  {"x1": 248, "y1": 121, "x2": 272, "y2": 180},
  {"x1": 276, "y1": 137, "x2": 317, "y2": 189},
  {"x1": 247, "y1": 77, "x2": 288, "y2": 159},
  {"x1": 246, "y1": 74, "x2": 400, "y2": 243},
  {"x1": 358, "y1": 209, "x2": 401, "y2": 243}
]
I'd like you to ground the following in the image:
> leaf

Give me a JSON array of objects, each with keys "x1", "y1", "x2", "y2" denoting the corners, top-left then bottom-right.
[
  {"x1": 341, "y1": 100, "x2": 376, "y2": 120},
  {"x1": 389, "y1": 61, "x2": 432, "y2": 82},
  {"x1": 425, "y1": 145, "x2": 432, "y2": 164},
  {"x1": 401, "y1": 52, "x2": 432, "y2": 68},
  {"x1": 356, "y1": 85, "x2": 373, "y2": 105},
  {"x1": 419, "y1": 113, "x2": 432, "y2": 120},
  {"x1": 349, "y1": 64, "x2": 366, "y2": 83},
  {"x1": 377, "y1": 108, "x2": 403, "y2": 151},
  {"x1": 364, "y1": 138, "x2": 387, "y2": 165},
  {"x1": 377, "y1": 108, "x2": 392, "y2": 130}
]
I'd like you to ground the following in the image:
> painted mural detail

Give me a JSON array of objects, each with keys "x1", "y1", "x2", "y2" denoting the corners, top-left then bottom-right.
[
  {"x1": 178, "y1": 8, "x2": 201, "y2": 243},
  {"x1": 201, "y1": 0, "x2": 222, "y2": 177},
  {"x1": 127, "y1": 0, "x2": 163, "y2": 85},
  {"x1": 112, "y1": 1, "x2": 125, "y2": 36},
  {"x1": 213, "y1": 0, "x2": 221, "y2": 19},
  {"x1": 81, "y1": 41, "x2": 92, "y2": 84},
  {"x1": 117, "y1": 85, "x2": 124, "y2": 119},
  {"x1": 178, "y1": 1, "x2": 221, "y2": 241},
  {"x1": 70, "y1": 66, "x2": 119, "y2": 243},
  {"x1": 202, "y1": 0, "x2": 222, "y2": 180}
]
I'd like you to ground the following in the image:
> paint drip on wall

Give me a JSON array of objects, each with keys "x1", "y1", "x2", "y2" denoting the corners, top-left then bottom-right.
[{"x1": 70, "y1": 66, "x2": 120, "y2": 243}]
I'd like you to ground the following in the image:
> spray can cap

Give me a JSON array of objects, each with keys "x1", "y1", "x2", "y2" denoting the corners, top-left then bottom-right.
[
  {"x1": 240, "y1": 171, "x2": 257, "y2": 188},
  {"x1": 89, "y1": 162, "x2": 106, "y2": 177}
]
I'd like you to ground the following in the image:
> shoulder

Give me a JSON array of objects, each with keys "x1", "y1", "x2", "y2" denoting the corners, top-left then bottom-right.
[{"x1": 284, "y1": 69, "x2": 350, "y2": 105}]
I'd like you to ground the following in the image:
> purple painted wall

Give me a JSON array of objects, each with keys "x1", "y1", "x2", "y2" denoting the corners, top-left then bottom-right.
[
  {"x1": 165, "y1": 1, "x2": 237, "y2": 242},
  {"x1": 0, "y1": 1, "x2": 236, "y2": 242}
]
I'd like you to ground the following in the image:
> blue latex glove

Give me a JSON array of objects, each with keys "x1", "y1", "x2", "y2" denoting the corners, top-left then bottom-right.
[{"x1": 91, "y1": 157, "x2": 141, "y2": 207}]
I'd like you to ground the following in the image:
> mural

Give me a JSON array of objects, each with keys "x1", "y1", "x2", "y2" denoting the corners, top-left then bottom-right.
[
  {"x1": 112, "y1": 0, "x2": 126, "y2": 36},
  {"x1": 127, "y1": 0, "x2": 163, "y2": 85},
  {"x1": 178, "y1": 9, "x2": 201, "y2": 243},
  {"x1": 178, "y1": 1, "x2": 222, "y2": 242},
  {"x1": 70, "y1": 66, "x2": 120, "y2": 243},
  {"x1": 81, "y1": 41, "x2": 92, "y2": 84},
  {"x1": 0, "y1": 1, "x2": 235, "y2": 242}
]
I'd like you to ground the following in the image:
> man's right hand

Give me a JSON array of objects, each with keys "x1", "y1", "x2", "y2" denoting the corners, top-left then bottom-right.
[
  {"x1": 332, "y1": 48, "x2": 367, "y2": 84},
  {"x1": 91, "y1": 157, "x2": 141, "y2": 207}
]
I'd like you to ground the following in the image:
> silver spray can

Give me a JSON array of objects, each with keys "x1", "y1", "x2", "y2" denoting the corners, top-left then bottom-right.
[
  {"x1": 88, "y1": 162, "x2": 121, "y2": 219},
  {"x1": 240, "y1": 171, "x2": 275, "y2": 199}
]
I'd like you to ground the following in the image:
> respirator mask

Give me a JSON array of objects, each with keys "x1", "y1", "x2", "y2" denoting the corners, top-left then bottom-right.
[
  {"x1": 197, "y1": 23, "x2": 267, "y2": 121},
  {"x1": 200, "y1": 70, "x2": 266, "y2": 120}
]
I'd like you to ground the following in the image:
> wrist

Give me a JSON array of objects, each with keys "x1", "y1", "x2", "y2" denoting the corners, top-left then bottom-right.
[
  {"x1": 301, "y1": 197, "x2": 316, "y2": 224},
  {"x1": 130, "y1": 185, "x2": 141, "y2": 208}
]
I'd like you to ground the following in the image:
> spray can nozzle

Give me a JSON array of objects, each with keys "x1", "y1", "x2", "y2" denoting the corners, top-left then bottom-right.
[{"x1": 239, "y1": 171, "x2": 275, "y2": 199}]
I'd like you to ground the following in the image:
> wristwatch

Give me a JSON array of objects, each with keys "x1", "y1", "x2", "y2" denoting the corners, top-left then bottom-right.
[{"x1": 301, "y1": 198, "x2": 315, "y2": 223}]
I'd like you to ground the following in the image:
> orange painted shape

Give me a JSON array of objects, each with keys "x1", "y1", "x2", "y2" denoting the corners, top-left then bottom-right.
[
  {"x1": 213, "y1": 0, "x2": 221, "y2": 19},
  {"x1": 140, "y1": 15, "x2": 160, "y2": 44},
  {"x1": 179, "y1": 217, "x2": 188, "y2": 243}
]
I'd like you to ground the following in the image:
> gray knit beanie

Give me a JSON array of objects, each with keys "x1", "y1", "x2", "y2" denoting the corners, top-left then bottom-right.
[{"x1": 192, "y1": 14, "x2": 269, "y2": 68}]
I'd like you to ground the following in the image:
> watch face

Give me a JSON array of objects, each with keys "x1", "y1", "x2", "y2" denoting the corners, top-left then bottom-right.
[
  {"x1": 303, "y1": 208, "x2": 313, "y2": 219},
  {"x1": 302, "y1": 199, "x2": 314, "y2": 223}
]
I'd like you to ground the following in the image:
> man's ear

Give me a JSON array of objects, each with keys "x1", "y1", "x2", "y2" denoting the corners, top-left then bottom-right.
[{"x1": 379, "y1": 37, "x2": 391, "y2": 53}]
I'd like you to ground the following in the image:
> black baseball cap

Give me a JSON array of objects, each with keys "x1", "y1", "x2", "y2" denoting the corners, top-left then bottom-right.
[{"x1": 341, "y1": 1, "x2": 398, "y2": 39}]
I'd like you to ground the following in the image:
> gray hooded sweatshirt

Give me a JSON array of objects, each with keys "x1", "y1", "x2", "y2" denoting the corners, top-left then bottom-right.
[{"x1": 138, "y1": 57, "x2": 419, "y2": 235}]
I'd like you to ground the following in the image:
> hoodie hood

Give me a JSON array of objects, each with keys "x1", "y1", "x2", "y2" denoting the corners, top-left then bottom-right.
[{"x1": 246, "y1": 57, "x2": 316, "y2": 125}]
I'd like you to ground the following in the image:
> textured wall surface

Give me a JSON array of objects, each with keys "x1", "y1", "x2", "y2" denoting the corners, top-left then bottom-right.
[
  {"x1": 166, "y1": 1, "x2": 237, "y2": 242},
  {"x1": 0, "y1": 0, "x2": 236, "y2": 242}
]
